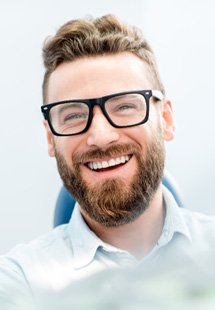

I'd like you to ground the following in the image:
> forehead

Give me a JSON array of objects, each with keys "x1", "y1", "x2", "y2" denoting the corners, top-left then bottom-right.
[{"x1": 47, "y1": 52, "x2": 154, "y2": 103}]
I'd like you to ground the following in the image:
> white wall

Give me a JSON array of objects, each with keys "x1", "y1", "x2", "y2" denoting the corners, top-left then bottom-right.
[{"x1": 0, "y1": 0, "x2": 214, "y2": 254}]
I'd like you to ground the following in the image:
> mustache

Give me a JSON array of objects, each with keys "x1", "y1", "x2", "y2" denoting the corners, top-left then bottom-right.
[{"x1": 72, "y1": 143, "x2": 142, "y2": 164}]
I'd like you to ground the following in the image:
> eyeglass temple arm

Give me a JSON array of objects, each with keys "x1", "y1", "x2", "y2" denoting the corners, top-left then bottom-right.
[{"x1": 152, "y1": 90, "x2": 164, "y2": 101}]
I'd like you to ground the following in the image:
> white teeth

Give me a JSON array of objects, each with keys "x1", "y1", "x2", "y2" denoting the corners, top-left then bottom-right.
[
  {"x1": 109, "y1": 159, "x2": 115, "y2": 166},
  {"x1": 115, "y1": 158, "x2": 121, "y2": 165},
  {"x1": 93, "y1": 162, "x2": 98, "y2": 170},
  {"x1": 97, "y1": 162, "x2": 102, "y2": 169},
  {"x1": 88, "y1": 162, "x2": 93, "y2": 170},
  {"x1": 87, "y1": 155, "x2": 131, "y2": 170},
  {"x1": 102, "y1": 161, "x2": 109, "y2": 168},
  {"x1": 121, "y1": 156, "x2": 126, "y2": 164}
]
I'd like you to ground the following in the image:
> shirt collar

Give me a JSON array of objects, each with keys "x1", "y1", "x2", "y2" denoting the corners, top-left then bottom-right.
[
  {"x1": 68, "y1": 186, "x2": 191, "y2": 268},
  {"x1": 157, "y1": 185, "x2": 192, "y2": 247},
  {"x1": 67, "y1": 205, "x2": 102, "y2": 269},
  {"x1": 68, "y1": 204, "x2": 126, "y2": 269}
]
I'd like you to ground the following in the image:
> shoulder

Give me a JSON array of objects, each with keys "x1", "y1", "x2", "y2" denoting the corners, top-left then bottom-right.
[
  {"x1": 0, "y1": 224, "x2": 73, "y2": 304},
  {"x1": 4, "y1": 224, "x2": 72, "y2": 261},
  {"x1": 181, "y1": 208, "x2": 215, "y2": 228},
  {"x1": 179, "y1": 208, "x2": 215, "y2": 246},
  {"x1": 0, "y1": 224, "x2": 72, "y2": 281},
  {"x1": 163, "y1": 186, "x2": 215, "y2": 247}
]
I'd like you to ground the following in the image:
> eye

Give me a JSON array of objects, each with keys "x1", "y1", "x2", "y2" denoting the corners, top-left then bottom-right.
[
  {"x1": 115, "y1": 104, "x2": 136, "y2": 111},
  {"x1": 106, "y1": 94, "x2": 146, "y2": 115},
  {"x1": 50, "y1": 102, "x2": 89, "y2": 125},
  {"x1": 63, "y1": 112, "x2": 88, "y2": 123},
  {"x1": 114, "y1": 103, "x2": 138, "y2": 113}
]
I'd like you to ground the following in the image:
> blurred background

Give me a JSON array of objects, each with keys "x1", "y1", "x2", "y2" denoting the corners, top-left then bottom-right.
[{"x1": 0, "y1": 0, "x2": 214, "y2": 254}]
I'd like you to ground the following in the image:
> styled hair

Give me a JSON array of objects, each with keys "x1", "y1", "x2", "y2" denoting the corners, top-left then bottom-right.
[{"x1": 42, "y1": 14, "x2": 165, "y2": 103}]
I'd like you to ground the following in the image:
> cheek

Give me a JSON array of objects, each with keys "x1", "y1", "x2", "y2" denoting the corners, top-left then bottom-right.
[
  {"x1": 125, "y1": 116, "x2": 163, "y2": 152},
  {"x1": 124, "y1": 126, "x2": 150, "y2": 151},
  {"x1": 55, "y1": 136, "x2": 86, "y2": 163}
]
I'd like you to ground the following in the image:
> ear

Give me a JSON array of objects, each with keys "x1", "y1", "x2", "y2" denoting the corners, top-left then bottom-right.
[
  {"x1": 43, "y1": 120, "x2": 55, "y2": 157},
  {"x1": 161, "y1": 99, "x2": 175, "y2": 141}
]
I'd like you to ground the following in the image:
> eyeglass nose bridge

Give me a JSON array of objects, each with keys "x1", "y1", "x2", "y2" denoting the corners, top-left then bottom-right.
[{"x1": 86, "y1": 97, "x2": 114, "y2": 129}]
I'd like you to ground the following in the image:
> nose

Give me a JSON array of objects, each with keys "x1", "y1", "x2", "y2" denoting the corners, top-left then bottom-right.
[{"x1": 86, "y1": 106, "x2": 120, "y2": 148}]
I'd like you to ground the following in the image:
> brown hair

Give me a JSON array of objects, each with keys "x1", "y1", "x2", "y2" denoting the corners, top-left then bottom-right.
[{"x1": 42, "y1": 14, "x2": 165, "y2": 103}]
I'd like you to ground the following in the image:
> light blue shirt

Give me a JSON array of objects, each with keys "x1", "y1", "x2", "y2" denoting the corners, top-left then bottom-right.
[{"x1": 0, "y1": 187, "x2": 215, "y2": 308}]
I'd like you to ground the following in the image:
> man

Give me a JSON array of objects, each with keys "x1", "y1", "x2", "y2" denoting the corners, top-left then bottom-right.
[{"x1": 0, "y1": 14, "x2": 215, "y2": 308}]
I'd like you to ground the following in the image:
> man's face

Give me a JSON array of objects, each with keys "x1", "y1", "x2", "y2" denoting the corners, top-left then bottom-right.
[{"x1": 44, "y1": 52, "x2": 174, "y2": 227}]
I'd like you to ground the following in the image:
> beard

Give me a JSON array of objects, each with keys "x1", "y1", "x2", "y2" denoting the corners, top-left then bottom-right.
[{"x1": 54, "y1": 130, "x2": 165, "y2": 227}]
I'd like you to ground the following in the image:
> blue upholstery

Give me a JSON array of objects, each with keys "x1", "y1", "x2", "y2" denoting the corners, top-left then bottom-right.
[
  {"x1": 53, "y1": 171, "x2": 185, "y2": 227},
  {"x1": 54, "y1": 187, "x2": 76, "y2": 228}
]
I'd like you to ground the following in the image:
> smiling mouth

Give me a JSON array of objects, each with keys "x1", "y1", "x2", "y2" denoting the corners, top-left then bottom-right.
[{"x1": 86, "y1": 155, "x2": 132, "y2": 171}]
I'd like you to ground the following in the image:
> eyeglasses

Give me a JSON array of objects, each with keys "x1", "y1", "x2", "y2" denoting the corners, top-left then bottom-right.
[{"x1": 41, "y1": 90, "x2": 164, "y2": 136}]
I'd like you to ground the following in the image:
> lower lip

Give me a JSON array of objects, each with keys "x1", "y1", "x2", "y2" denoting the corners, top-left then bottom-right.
[{"x1": 91, "y1": 163, "x2": 126, "y2": 173}]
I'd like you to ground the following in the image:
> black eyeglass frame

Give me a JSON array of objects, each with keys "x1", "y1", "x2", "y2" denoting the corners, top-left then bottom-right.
[{"x1": 41, "y1": 89, "x2": 164, "y2": 137}]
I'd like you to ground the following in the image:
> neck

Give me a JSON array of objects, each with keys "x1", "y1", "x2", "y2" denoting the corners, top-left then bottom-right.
[{"x1": 80, "y1": 185, "x2": 165, "y2": 259}]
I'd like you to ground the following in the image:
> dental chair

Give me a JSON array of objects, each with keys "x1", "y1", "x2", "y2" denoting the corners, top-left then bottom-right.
[{"x1": 53, "y1": 171, "x2": 185, "y2": 227}]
